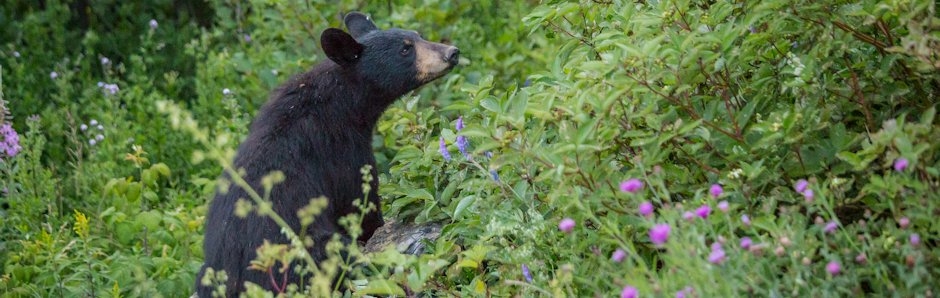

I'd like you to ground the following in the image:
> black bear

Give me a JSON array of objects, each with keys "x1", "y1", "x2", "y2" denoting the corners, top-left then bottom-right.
[{"x1": 196, "y1": 12, "x2": 458, "y2": 297}]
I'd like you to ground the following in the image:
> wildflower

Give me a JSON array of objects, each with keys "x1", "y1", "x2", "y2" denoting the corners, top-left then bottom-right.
[
  {"x1": 894, "y1": 157, "x2": 909, "y2": 172},
  {"x1": 96, "y1": 134, "x2": 104, "y2": 141},
  {"x1": 456, "y1": 135, "x2": 469, "y2": 158},
  {"x1": 708, "y1": 242, "x2": 726, "y2": 264},
  {"x1": 709, "y1": 184, "x2": 723, "y2": 198},
  {"x1": 243, "y1": 34, "x2": 251, "y2": 43},
  {"x1": 695, "y1": 205, "x2": 711, "y2": 219},
  {"x1": 794, "y1": 179, "x2": 809, "y2": 193},
  {"x1": 740, "y1": 237, "x2": 752, "y2": 250},
  {"x1": 102, "y1": 83, "x2": 120, "y2": 95},
  {"x1": 12, "y1": 51, "x2": 20, "y2": 58},
  {"x1": 521, "y1": 264, "x2": 532, "y2": 282},
  {"x1": 90, "y1": 119, "x2": 98, "y2": 126},
  {"x1": 620, "y1": 285, "x2": 638, "y2": 298},
  {"x1": 649, "y1": 223, "x2": 671, "y2": 246},
  {"x1": 558, "y1": 218, "x2": 575, "y2": 233},
  {"x1": 490, "y1": 169, "x2": 499, "y2": 182},
  {"x1": 223, "y1": 88, "x2": 232, "y2": 95},
  {"x1": 749, "y1": 26, "x2": 757, "y2": 34},
  {"x1": 50, "y1": 71, "x2": 58, "y2": 79},
  {"x1": 455, "y1": 116, "x2": 464, "y2": 131},
  {"x1": 80, "y1": 124, "x2": 88, "y2": 131},
  {"x1": 826, "y1": 261, "x2": 841, "y2": 275},
  {"x1": 638, "y1": 201, "x2": 654, "y2": 217},
  {"x1": 682, "y1": 211, "x2": 695, "y2": 221},
  {"x1": 910, "y1": 233, "x2": 921, "y2": 247},
  {"x1": 717, "y1": 200, "x2": 729, "y2": 212},
  {"x1": 620, "y1": 178, "x2": 644, "y2": 193},
  {"x1": 611, "y1": 249, "x2": 626, "y2": 263},
  {"x1": 485, "y1": 151, "x2": 494, "y2": 159},
  {"x1": 676, "y1": 287, "x2": 693, "y2": 298},
  {"x1": 101, "y1": 57, "x2": 110, "y2": 65},
  {"x1": 741, "y1": 214, "x2": 751, "y2": 226},
  {"x1": 898, "y1": 217, "x2": 910, "y2": 229},
  {"x1": 97, "y1": 81, "x2": 104, "y2": 87},
  {"x1": 149, "y1": 19, "x2": 158, "y2": 29},
  {"x1": 774, "y1": 246, "x2": 785, "y2": 256},
  {"x1": 855, "y1": 253, "x2": 867, "y2": 264},
  {"x1": 803, "y1": 189, "x2": 814, "y2": 203},
  {"x1": 439, "y1": 136, "x2": 451, "y2": 161},
  {"x1": 89, "y1": 139, "x2": 97, "y2": 146},
  {"x1": 824, "y1": 221, "x2": 838, "y2": 234},
  {"x1": 1, "y1": 123, "x2": 22, "y2": 157},
  {"x1": 97, "y1": 124, "x2": 103, "y2": 130}
]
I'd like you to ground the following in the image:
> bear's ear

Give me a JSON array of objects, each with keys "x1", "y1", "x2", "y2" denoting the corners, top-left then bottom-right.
[
  {"x1": 344, "y1": 12, "x2": 378, "y2": 39},
  {"x1": 321, "y1": 28, "x2": 364, "y2": 67}
]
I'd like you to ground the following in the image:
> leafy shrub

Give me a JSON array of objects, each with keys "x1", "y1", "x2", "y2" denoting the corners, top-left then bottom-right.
[{"x1": 1, "y1": 0, "x2": 937, "y2": 297}]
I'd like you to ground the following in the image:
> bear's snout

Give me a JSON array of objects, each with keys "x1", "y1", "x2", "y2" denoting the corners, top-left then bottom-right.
[{"x1": 445, "y1": 47, "x2": 460, "y2": 65}]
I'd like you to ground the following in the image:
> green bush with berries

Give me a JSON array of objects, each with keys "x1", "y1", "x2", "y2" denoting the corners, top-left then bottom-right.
[{"x1": 1, "y1": 0, "x2": 937, "y2": 297}]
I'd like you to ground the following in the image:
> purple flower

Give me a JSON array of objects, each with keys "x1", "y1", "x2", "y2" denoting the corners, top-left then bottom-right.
[
  {"x1": 89, "y1": 139, "x2": 97, "y2": 146},
  {"x1": 50, "y1": 71, "x2": 58, "y2": 79},
  {"x1": 620, "y1": 179, "x2": 644, "y2": 193},
  {"x1": 695, "y1": 205, "x2": 711, "y2": 219},
  {"x1": 741, "y1": 214, "x2": 751, "y2": 226},
  {"x1": 803, "y1": 189, "x2": 815, "y2": 203},
  {"x1": 708, "y1": 242, "x2": 726, "y2": 264},
  {"x1": 910, "y1": 233, "x2": 921, "y2": 247},
  {"x1": 717, "y1": 200, "x2": 729, "y2": 212},
  {"x1": 149, "y1": 19, "x2": 158, "y2": 30},
  {"x1": 899, "y1": 217, "x2": 910, "y2": 229},
  {"x1": 521, "y1": 264, "x2": 532, "y2": 282},
  {"x1": 95, "y1": 134, "x2": 104, "y2": 141},
  {"x1": 439, "y1": 136, "x2": 451, "y2": 161},
  {"x1": 855, "y1": 253, "x2": 867, "y2": 264},
  {"x1": 456, "y1": 135, "x2": 469, "y2": 158},
  {"x1": 676, "y1": 287, "x2": 693, "y2": 298},
  {"x1": 80, "y1": 124, "x2": 88, "y2": 131},
  {"x1": 490, "y1": 169, "x2": 499, "y2": 182},
  {"x1": 620, "y1": 285, "x2": 638, "y2": 298},
  {"x1": 102, "y1": 83, "x2": 119, "y2": 95},
  {"x1": 826, "y1": 261, "x2": 841, "y2": 275},
  {"x1": 740, "y1": 237, "x2": 752, "y2": 250},
  {"x1": 824, "y1": 221, "x2": 838, "y2": 234},
  {"x1": 794, "y1": 179, "x2": 809, "y2": 193},
  {"x1": 894, "y1": 157, "x2": 909, "y2": 172},
  {"x1": 682, "y1": 211, "x2": 695, "y2": 221},
  {"x1": 90, "y1": 119, "x2": 98, "y2": 126},
  {"x1": 709, "y1": 184, "x2": 723, "y2": 198},
  {"x1": 100, "y1": 57, "x2": 110, "y2": 65},
  {"x1": 0, "y1": 123, "x2": 22, "y2": 157},
  {"x1": 485, "y1": 151, "x2": 494, "y2": 159},
  {"x1": 223, "y1": 88, "x2": 232, "y2": 95},
  {"x1": 455, "y1": 116, "x2": 464, "y2": 131},
  {"x1": 611, "y1": 249, "x2": 626, "y2": 263},
  {"x1": 243, "y1": 34, "x2": 251, "y2": 43},
  {"x1": 638, "y1": 201, "x2": 654, "y2": 217},
  {"x1": 559, "y1": 218, "x2": 575, "y2": 233},
  {"x1": 649, "y1": 223, "x2": 671, "y2": 246},
  {"x1": 749, "y1": 26, "x2": 757, "y2": 34}
]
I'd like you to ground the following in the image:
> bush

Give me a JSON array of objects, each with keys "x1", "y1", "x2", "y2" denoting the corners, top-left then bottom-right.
[{"x1": 1, "y1": 0, "x2": 937, "y2": 297}]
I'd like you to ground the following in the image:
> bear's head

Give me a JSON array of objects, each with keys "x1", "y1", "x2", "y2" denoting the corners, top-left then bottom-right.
[{"x1": 321, "y1": 12, "x2": 459, "y2": 97}]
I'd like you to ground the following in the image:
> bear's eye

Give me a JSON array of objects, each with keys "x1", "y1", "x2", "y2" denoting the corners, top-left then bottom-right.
[{"x1": 400, "y1": 43, "x2": 413, "y2": 56}]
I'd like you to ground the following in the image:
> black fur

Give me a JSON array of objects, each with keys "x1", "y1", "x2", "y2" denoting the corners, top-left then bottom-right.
[{"x1": 196, "y1": 12, "x2": 457, "y2": 297}]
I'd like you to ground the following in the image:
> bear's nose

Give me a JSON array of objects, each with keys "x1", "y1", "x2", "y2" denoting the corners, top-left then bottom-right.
[{"x1": 445, "y1": 47, "x2": 460, "y2": 65}]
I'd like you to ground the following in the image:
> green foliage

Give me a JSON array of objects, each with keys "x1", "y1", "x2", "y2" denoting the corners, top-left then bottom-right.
[{"x1": 1, "y1": 0, "x2": 938, "y2": 297}]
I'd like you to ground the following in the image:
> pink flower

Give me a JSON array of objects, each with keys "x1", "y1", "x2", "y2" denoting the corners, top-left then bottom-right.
[
  {"x1": 695, "y1": 205, "x2": 711, "y2": 219},
  {"x1": 894, "y1": 157, "x2": 909, "y2": 172},
  {"x1": 855, "y1": 253, "x2": 867, "y2": 264},
  {"x1": 803, "y1": 189, "x2": 815, "y2": 203},
  {"x1": 683, "y1": 211, "x2": 695, "y2": 221},
  {"x1": 899, "y1": 217, "x2": 910, "y2": 229},
  {"x1": 709, "y1": 184, "x2": 723, "y2": 198},
  {"x1": 621, "y1": 285, "x2": 638, "y2": 298},
  {"x1": 824, "y1": 221, "x2": 838, "y2": 234},
  {"x1": 910, "y1": 233, "x2": 921, "y2": 247},
  {"x1": 611, "y1": 249, "x2": 626, "y2": 263},
  {"x1": 620, "y1": 179, "x2": 644, "y2": 193},
  {"x1": 708, "y1": 242, "x2": 726, "y2": 264},
  {"x1": 559, "y1": 218, "x2": 575, "y2": 233},
  {"x1": 826, "y1": 261, "x2": 841, "y2": 275},
  {"x1": 740, "y1": 237, "x2": 753, "y2": 250},
  {"x1": 741, "y1": 214, "x2": 751, "y2": 226},
  {"x1": 639, "y1": 201, "x2": 654, "y2": 217},
  {"x1": 794, "y1": 179, "x2": 809, "y2": 193},
  {"x1": 717, "y1": 201, "x2": 729, "y2": 212},
  {"x1": 649, "y1": 224, "x2": 671, "y2": 246}
]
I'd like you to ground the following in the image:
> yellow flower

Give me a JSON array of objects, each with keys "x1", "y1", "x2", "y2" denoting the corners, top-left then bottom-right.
[{"x1": 73, "y1": 209, "x2": 89, "y2": 239}]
